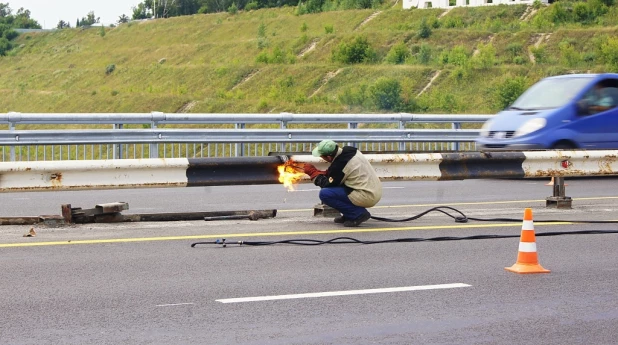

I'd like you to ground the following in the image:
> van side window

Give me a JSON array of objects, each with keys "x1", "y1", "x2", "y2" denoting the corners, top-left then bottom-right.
[{"x1": 579, "y1": 81, "x2": 618, "y2": 115}]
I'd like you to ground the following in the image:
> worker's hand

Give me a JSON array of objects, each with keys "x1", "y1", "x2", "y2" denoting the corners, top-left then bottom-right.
[{"x1": 303, "y1": 164, "x2": 318, "y2": 176}]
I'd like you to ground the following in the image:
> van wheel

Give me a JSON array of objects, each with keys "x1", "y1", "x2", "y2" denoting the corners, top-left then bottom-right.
[{"x1": 552, "y1": 142, "x2": 575, "y2": 150}]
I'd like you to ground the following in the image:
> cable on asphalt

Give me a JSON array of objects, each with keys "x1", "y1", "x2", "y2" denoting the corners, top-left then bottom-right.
[{"x1": 190, "y1": 206, "x2": 618, "y2": 247}]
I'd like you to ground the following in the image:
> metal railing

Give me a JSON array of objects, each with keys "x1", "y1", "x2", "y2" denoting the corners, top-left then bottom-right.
[{"x1": 0, "y1": 112, "x2": 491, "y2": 161}]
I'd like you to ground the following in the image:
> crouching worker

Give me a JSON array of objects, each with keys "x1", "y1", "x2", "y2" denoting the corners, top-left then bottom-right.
[{"x1": 303, "y1": 140, "x2": 382, "y2": 227}]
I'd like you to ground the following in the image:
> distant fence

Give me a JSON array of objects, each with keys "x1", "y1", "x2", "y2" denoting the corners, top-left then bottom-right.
[{"x1": 0, "y1": 112, "x2": 491, "y2": 161}]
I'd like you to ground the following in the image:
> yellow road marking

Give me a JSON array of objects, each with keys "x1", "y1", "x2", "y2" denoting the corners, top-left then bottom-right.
[{"x1": 0, "y1": 221, "x2": 575, "y2": 248}]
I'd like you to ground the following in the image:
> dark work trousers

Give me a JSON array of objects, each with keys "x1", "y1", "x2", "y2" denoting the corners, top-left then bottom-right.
[{"x1": 319, "y1": 186, "x2": 369, "y2": 221}]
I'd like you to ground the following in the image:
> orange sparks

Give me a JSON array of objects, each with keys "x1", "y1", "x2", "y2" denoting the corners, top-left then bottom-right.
[{"x1": 277, "y1": 164, "x2": 306, "y2": 191}]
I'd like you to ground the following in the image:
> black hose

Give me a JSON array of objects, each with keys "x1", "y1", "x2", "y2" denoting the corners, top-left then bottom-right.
[
  {"x1": 370, "y1": 206, "x2": 618, "y2": 224},
  {"x1": 190, "y1": 206, "x2": 618, "y2": 247},
  {"x1": 191, "y1": 230, "x2": 618, "y2": 247}
]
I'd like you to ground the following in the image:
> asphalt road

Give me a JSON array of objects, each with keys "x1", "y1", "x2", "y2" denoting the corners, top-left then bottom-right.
[{"x1": 1, "y1": 178, "x2": 618, "y2": 345}]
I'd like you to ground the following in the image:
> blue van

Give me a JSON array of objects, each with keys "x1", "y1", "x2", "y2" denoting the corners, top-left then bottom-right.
[{"x1": 476, "y1": 73, "x2": 618, "y2": 150}]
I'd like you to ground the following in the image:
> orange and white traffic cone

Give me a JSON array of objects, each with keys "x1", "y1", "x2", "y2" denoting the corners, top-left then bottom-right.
[{"x1": 505, "y1": 208, "x2": 550, "y2": 274}]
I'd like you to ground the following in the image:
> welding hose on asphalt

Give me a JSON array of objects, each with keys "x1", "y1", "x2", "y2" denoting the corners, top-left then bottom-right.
[
  {"x1": 190, "y1": 206, "x2": 618, "y2": 247},
  {"x1": 369, "y1": 206, "x2": 618, "y2": 224}
]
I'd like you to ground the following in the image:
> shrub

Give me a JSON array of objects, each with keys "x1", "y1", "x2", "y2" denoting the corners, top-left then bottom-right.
[
  {"x1": 417, "y1": 43, "x2": 432, "y2": 65},
  {"x1": 0, "y1": 37, "x2": 12, "y2": 56},
  {"x1": 385, "y1": 42, "x2": 410, "y2": 64},
  {"x1": 228, "y1": 3, "x2": 238, "y2": 14},
  {"x1": 447, "y1": 45, "x2": 469, "y2": 67},
  {"x1": 506, "y1": 43, "x2": 523, "y2": 59},
  {"x1": 338, "y1": 84, "x2": 369, "y2": 107},
  {"x1": 105, "y1": 64, "x2": 116, "y2": 75},
  {"x1": 582, "y1": 52, "x2": 596, "y2": 64},
  {"x1": 305, "y1": 0, "x2": 324, "y2": 13},
  {"x1": 332, "y1": 36, "x2": 375, "y2": 64},
  {"x1": 558, "y1": 41, "x2": 580, "y2": 67},
  {"x1": 532, "y1": 0, "x2": 542, "y2": 9},
  {"x1": 3, "y1": 29, "x2": 18, "y2": 41},
  {"x1": 300, "y1": 22, "x2": 308, "y2": 32},
  {"x1": 601, "y1": 37, "x2": 618, "y2": 71},
  {"x1": 494, "y1": 76, "x2": 527, "y2": 110},
  {"x1": 473, "y1": 43, "x2": 496, "y2": 69},
  {"x1": 513, "y1": 56, "x2": 526, "y2": 65},
  {"x1": 257, "y1": 22, "x2": 268, "y2": 49},
  {"x1": 369, "y1": 78, "x2": 402, "y2": 110},
  {"x1": 324, "y1": 24, "x2": 334, "y2": 34},
  {"x1": 530, "y1": 45, "x2": 547, "y2": 64},
  {"x1": 245, "y1": 1, "x2": 258, "y2": 10},
  {"x1": 257, "y1": 98, "x2": 269, "y2": 111},
  {"x1": 418, "y1": 18, "x2": 431, "y2": 39}
]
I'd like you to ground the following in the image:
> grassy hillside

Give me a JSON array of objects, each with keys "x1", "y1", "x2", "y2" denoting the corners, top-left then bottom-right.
[{"x1": 1, "y1": 0, "x2": 618, "y2": 116}]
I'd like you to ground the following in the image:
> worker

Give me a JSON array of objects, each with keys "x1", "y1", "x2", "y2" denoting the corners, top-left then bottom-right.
[
  {"x1": 584, "y1": 84, "x2": 617, "y2": 114},
  {"x1": 303, "y1": 140, "x2": 382, "y2": 227}
]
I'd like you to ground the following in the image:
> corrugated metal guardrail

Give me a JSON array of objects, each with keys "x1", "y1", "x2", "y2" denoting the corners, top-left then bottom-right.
[
  {"x1": 0, "y1": 112, "x2": 491, "y2": 161},
  {"x1": 1, "y1": 150, "x2": 616, "y2": 193}
]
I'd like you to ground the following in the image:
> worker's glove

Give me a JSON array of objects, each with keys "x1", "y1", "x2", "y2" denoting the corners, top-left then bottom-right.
[
  {"x1": 303, "y1": 164, "x2": 318, "y2": 177},
  {"x1": 309, "y1": 170, "x2": 325, "y2": 180},
  {"x1": 304, "y1": 164, "x2": 326, "y2": 180}
]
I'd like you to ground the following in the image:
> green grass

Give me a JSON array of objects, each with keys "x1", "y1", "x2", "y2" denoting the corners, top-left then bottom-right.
[{"x1": 1, "y1": 2, "x2": 618, "y2": 115}]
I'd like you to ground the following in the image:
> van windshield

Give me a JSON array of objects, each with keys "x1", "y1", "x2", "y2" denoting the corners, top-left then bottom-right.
[{"x1": 510, "y1": 77, "x2": 593, "y2": 110}]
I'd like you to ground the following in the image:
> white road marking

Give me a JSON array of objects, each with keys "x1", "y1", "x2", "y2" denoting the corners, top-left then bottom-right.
[
  {"x1": 216, "y1": 283, "x2": 471, "y2": 303},
  {"x1": 156, "y1": 303, "x2": 195, "y2": 307}
]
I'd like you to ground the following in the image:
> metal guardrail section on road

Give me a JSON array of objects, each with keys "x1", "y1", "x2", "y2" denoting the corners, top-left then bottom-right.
[
  {"x1": 1, "y1": 150, "x2": 616, "y2": 192},
  {"x1": 0, "y1": 112, "x2": 490, "y2": 161}
]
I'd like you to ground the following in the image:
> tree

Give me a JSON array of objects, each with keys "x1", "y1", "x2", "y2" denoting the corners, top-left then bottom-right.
[
  {"x1": 117, "y1": 14, "x2": 130, "y2": 24},
  {"x1": 77, "y1": 11, "x2": 99, "y2": 27},
  {"x1": 132, "y1": 2, "x2": 150, "y2": 19},
  {"x1": 12, "y1": 8, "x2": 41, "y2": 28},
  {"x1": 56, "y1": 20, "x2": 71, "y2": 29},
  {"x1": 0, "y1": 3, "x2": 41, "y2": 29},
  {"x1": 0, "y1": 3, "x2": 11, "y2": 17}
]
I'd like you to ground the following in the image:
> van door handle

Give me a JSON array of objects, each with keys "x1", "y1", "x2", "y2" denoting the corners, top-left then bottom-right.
[{"x1": 562, "y1": 120, "x2": 570, "y2": 123}]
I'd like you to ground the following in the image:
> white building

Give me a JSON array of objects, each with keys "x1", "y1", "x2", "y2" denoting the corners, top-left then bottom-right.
[{"x1": 403, "y1": 0, "x2": 548, "y2": 9}]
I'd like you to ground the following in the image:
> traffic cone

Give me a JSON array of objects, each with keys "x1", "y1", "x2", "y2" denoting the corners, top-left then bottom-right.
[{"x1": 505, "y1": 208, "x2": 550, "y2": 274}]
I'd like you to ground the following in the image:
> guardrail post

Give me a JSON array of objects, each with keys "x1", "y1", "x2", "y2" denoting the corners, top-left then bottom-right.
[
  {"x1": 398, "y1": 121, "x2": 406, "y2": 152},
  {"x1": 235, "y1": 123, "x2": 245, "y2": 157},
  {"x1": 279, "y1": 120, "x2": 287, "y2": 153},
  {"x1": 9, "y1": 121, "x2": 15, "y2": 162},
  {"x1": 348, "y1": 122, "x2": 358, "y2": 148},
  {"x1": 150, "y1": 121, "x2": 158, "y2": 158},
  {"x1": 113, "y1": 124, "x2": 123, "y2": 159},
  {"x1": 452, "y1": 122, "x2": 461, "y2": 151},
  {"x1": 546, "y1": 177, "x2": 572, "y2": 209}
]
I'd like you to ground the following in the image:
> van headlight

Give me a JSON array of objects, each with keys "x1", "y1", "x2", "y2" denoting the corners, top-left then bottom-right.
[
  {"x1": 514, "y1": 118, "x2": 546, "y2": 138},
  {"x1": 480, "y1": 119, "x2": 493, "y2": 137}
]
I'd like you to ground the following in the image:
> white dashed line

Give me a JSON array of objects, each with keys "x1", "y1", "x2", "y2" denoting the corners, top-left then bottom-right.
[
  {"x1": 156, "y1": 303, "x2": 195, "y2": 307},
  {"x1": 216, "y1": 283, "x2": 471, "y2": 303}
]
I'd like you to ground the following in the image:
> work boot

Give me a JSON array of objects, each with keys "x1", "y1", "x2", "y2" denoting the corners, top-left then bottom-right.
[
  {"x1": 343, "y1": 212, "x2": 371, "y2": 227},
  {"x1": 334, "y1": 215, "x2": 346, "y2": 223}
]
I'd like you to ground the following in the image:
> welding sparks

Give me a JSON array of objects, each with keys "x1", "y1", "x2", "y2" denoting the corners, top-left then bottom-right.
[{"x1": 277, "y1": 163, "x2": 306, "y2": 191}]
